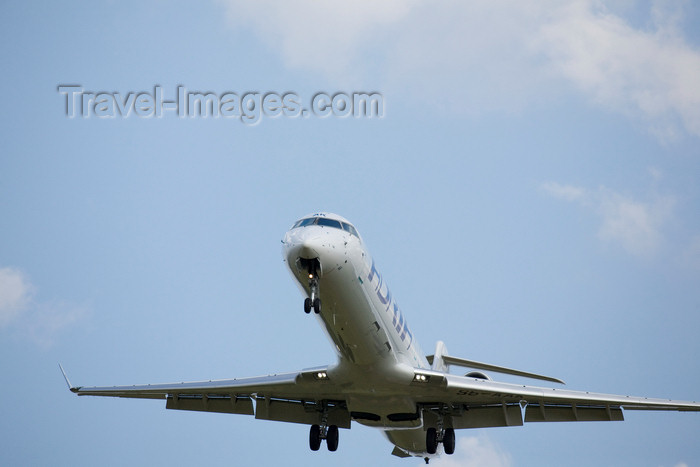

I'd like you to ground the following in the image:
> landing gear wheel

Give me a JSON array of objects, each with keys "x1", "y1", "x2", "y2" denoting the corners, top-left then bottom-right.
[
  {"x1": 326, "y1": 425, "x2": 339, "y2": 451},
  {"x1": 309, "y1": 424, "x2": 321, "y2": 451},
  {"x1": 443, "y1": 428, "x2": 455, "y2": 455},
  {"x1": 426, "y1": 427, "x2": 438, "y2": 455},
  {"x1": 304, "y1": 298, "x2": 312, "y2": 314},
  {"x1": 313, "y1": 297, "x2": 321, "y2": 314},
  {"x1": 309, "y1": 425, "x2": 321, "y2": 451}
]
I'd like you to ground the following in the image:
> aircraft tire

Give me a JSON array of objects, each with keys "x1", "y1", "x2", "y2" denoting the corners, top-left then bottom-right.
[
  {"x1": 326, "y1": 425, "x2": 339, "y2": 451},
  {"x1": 309, "y1": 424, "x2": 321, "y2": 451},
  {"x1": 313, "y1": 298, "x2": 321, "y2": 314},
  {"x1": 304, "y1": 298, "x2": 312, "y2": 314},
  {"x1": 426, "y1": 427, "x2": 438, "y2": 454},
  {"x1": 443, "y1": 428, "x2": 455, "y2": 455}
]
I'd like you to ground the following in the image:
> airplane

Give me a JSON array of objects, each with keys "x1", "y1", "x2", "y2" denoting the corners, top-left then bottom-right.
[{"x1": 62, "y1": 212, "x2": 700, "y2": 463}]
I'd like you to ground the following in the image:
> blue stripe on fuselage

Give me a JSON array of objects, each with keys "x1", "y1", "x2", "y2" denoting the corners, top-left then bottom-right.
[{"x1": 366, "y1": 259, "x2": 413, "y2": 350}]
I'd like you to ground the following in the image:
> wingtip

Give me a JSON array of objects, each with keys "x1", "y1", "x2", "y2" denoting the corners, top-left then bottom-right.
[{"x1": 59, "y1": 363, "x2": 76, "y2": 391}]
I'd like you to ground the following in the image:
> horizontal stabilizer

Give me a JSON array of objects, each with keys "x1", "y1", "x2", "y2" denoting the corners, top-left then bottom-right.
[{"x1": 426, "y1": 354, "x2": 565, "y2": 385}]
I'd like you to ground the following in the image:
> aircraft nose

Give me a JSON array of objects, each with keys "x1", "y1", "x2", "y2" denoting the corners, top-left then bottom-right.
[
  {"x1": 283, "y1": 226, "x2": 347, "y2": 277},
  {"x1": 296, "y1": 235, "x2": 324, "y2": 259},
  {"x1": 285, "y1": 232, "x2": 325, "y2": 263}
]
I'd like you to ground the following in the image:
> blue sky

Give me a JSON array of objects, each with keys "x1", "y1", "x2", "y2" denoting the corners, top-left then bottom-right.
[{"x1": 1, "y1": 1, "x2": 700, "y2": 466}]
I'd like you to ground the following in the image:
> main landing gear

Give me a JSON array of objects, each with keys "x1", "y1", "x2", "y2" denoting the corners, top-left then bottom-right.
[
  {"x1": 309, "y1": 403, "x2": 337, "y2": 452},
  {"x1": 426, "y1": 427, "x2": 455, "y2": 455},
  {"x1": 303, "y1": 262, "x2": 321, "y2": 314},
  {"x1": 309, "y1": 424, "x2": 339, "y2": 452}
]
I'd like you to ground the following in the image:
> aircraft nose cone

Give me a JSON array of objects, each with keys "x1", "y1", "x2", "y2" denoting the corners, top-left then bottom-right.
[
  {"x1": 283, "y1": 227, "x2": 345, "y2": 277},
  {"x1": 285, "y1": 234, "x2": 324, "y2": 263},
  {"x1": 298, "y1": 236, "x2": 323, "y2": 259}
]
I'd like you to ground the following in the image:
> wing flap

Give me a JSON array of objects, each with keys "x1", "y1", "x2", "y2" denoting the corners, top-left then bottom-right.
[
  {"x1": 255, "y1": 397, "x2": 351, "y2": 428},
  {"x1": 524, "y1": 404, "x2": 624, "y2": 422},
  {"x1": 166, "y1": 394, "x2": 254, "y2": 415},
  {"x1": 465, "y1": 404, "x2": 522, "y2": 428},
  {"x1": 448, "y1": 404, "x2": 524, "y2": 428}
]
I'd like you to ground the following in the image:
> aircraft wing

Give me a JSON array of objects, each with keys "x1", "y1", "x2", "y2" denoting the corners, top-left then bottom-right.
[
  {"x1": 415, "y1": 372, "x2": 700, "y2": 429},
  {"x1": 63, "y1": 365, "x2": 700, "y2": 430},
  {"x1": 62, "y1": 366, "x2": 353, "y2": 428}
]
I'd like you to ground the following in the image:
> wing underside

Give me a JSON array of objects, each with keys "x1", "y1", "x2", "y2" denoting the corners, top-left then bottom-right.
[
  {"x1": 415, "y1": 373, "x2": 700, "y2": 429},
  {"x1": 67, "y1": 367, "x2": 353, "y2": 428},
  {"x1": 64, "y1": 366, "x2": 700, "y2": 432}
]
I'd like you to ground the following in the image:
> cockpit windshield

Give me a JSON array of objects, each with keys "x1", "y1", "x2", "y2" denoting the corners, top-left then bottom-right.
[
  {"x1": 292, "y1": 217, "x2": 359, "y2": 238},
  {"x1": 296, "y1": 218, "x2": 316, "y2": 228}
]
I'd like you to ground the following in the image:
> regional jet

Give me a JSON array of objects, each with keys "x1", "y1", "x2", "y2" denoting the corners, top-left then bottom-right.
[{"x1": 62, "y1": 212, "x2": 700, "y2": 462}]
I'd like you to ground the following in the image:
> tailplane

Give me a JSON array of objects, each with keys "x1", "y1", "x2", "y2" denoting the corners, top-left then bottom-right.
[{"x1": 426, "y1": 342, "x2": 565, "y2": 385}]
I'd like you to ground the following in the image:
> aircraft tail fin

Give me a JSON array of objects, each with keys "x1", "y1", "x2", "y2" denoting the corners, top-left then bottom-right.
[{"x1": 428, "y1": 341, "x2": 449, "y2": 372}]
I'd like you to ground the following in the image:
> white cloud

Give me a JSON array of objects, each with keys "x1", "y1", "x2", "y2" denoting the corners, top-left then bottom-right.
[
  {"x1": 219, "y1": 0, "x2": 700, "y2": 139},
  {"x1": 595, "y1": 187, "x2": 674, "y2": 257},
  {"x1": 537, "y1": 2, "x2": 700, "y2": 141},
  {"x1": 424, "y1": 435, "x2": 512, "y2": 467},
  {"x1": 219, "y1": 0, "x2": 416, "y2": 80},
  {"x1": 0, "y1": 266, "x2": 86, "y2": 347},
  {"x1": 0, "y1": 267, "x2": 33, "y2": 327},
  {"x1": 541, "y1": 181, "x2": 587, "y2": 202},
  {"x1": 22, "y1": 300, "x2": 88, "y2": 348},
  {"x1": 541, "y1": 181, "x2": 675, "y2": 257}
]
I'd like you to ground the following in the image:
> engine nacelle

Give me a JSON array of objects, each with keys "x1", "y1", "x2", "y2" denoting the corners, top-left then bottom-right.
[{"x1": 465, "y1": 371, "x2": 491, "y2": 381}]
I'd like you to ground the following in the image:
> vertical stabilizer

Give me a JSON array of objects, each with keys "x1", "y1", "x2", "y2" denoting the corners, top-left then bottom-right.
[{"x1": 430, "y1": 341, "x2": 449, "y2": 372}]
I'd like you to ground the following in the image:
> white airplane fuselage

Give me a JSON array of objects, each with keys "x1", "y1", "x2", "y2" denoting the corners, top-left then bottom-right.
[{"x1": 282, "y1": 213, "x2": 432, "y2": 452}]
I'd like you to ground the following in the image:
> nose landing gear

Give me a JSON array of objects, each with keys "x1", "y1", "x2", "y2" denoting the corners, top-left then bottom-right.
[
  {"x1": 304, "y1": 293, "x2": 321, "y2": 314},
  {"x1": 303, "y1": 261, "x2": 321, "y2": 314}
]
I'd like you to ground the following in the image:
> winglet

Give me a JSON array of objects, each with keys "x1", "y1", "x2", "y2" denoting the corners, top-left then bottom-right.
[{"x1": 59, "y1": 364, "x2": 80, "y2": 393}]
